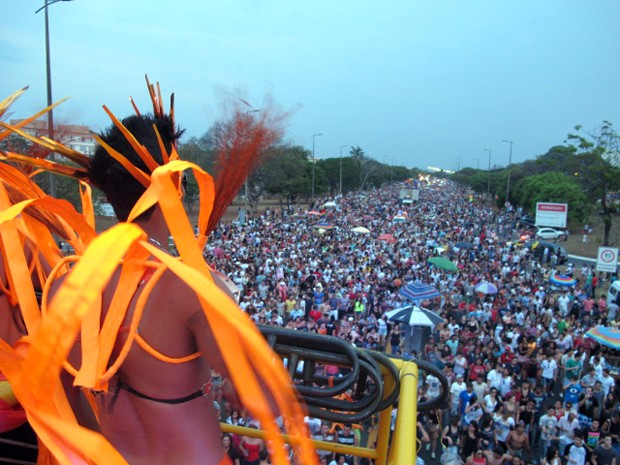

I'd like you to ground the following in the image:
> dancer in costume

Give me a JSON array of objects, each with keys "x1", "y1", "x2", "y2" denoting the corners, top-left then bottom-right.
[{"x1": 0, "y1": 80, "x2": 315, "y2": 465}]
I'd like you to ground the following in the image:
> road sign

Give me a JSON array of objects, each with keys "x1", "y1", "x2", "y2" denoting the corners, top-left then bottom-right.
[{"x1": 597, "y1": 247, "x2": 619, "y2": 273}]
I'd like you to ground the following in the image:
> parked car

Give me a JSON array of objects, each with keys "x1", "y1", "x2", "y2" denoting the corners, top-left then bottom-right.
[
  {"x1": 535, "y1": 227, "x2": 566, "y2": 241},
  {"x1": 517, "y1": 215, "x2": 536, "y2": 229},
  {"x1": 530, "y1": 241, "x2": 569, "y2": 264}
]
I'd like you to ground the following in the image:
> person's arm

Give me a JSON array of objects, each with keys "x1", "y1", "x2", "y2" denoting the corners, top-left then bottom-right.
[
  {"x1": 524, "y1": 431, "x2": 531, "y2": 452},
  {"x1": 417, "y1": 421, "x2": 430, "y2": 443}
]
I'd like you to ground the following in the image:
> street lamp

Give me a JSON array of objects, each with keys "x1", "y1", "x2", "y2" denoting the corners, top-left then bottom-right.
[
  {"x1": 482, "y1": 149, "x2": 492, "y2": 198},
  {"x1": 311, "y1": 133, "x2": 322, "y2": 199},
  {"x1": 474, "y1": 158, "x2": 480, "y2": 170},
  {"x1": 244, "y1": 109, "x2": 260, "y2": 216},
  {"x1": 339, "y1": 144, "x2": 348, "y2": 196},
  {"x1": 502, "y1": 140, "x2": 514, "y2": 207},
  {"x1": 35, "y1": 0, "x2": 74, "y2": 197}
]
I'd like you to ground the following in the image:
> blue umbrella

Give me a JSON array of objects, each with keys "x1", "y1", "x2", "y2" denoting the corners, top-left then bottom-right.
[
  {"x1": 474, "y1": 281, "x2": 498, "y2": 295},
  {"x1": 399, "y1": 282, "x2": 441, "y2": 303}
]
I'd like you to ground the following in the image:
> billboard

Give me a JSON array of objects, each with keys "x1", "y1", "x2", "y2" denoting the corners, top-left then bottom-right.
[{"x1": 535, "y1": 202, "x2": 568, "y2": 228}]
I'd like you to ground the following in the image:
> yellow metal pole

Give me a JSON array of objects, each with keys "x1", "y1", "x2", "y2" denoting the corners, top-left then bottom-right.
[{"x1": 387, "y1": 360, "x2": 419, "y2": 465}]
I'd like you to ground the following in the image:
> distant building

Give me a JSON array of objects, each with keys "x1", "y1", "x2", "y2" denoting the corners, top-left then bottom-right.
[{"x1": 9, "y1": 119, "x2": 96, "y2": 156}]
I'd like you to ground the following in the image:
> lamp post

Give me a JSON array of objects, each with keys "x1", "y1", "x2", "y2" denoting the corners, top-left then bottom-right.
[
  {"x1": 483, "y1": 148, "x2": 492, "y2": 198},
  {"x1": 311, "y1": 133, "x2": 322, "y2": 199},
  {"x1": 474, "y1": 158, "x2": 480, "y2": 170},
  {"x1": 35, "y1": 0, "x2": 73, "y2": 197},
  {"x1": 243, "y1": 109, "x2": 260, "y2": 216},
  {"x1": 502, "y1": 140, "x2": 513, "y2": 207},
  {"x1": 339, "y1": 144, "x2": 348, "y2": 196}
]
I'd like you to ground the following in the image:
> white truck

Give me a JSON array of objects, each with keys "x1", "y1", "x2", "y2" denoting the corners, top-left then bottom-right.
[{"x1": 399, "y1": 188, "x2": 420, "y2": 205}]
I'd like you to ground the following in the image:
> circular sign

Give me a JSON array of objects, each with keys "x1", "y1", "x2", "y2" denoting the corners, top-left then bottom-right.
[{"x1": 600, "y1": 249, "x2": 616, "y2": 263}]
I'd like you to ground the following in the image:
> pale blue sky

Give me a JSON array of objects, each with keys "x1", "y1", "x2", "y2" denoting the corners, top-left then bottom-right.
[{"x1": 2, "y1": 1, "x2": 619, "y2": 171}]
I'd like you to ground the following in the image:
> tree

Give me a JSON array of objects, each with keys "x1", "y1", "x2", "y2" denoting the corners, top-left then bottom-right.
[
  {"x1": 566, "y1": 121, "x2": 620, "y2": 245},
  {"x1": 512, "y1": 171, "x2": 588, "y2": 222},
  {"x1": 260, "y1": 144, "x2": 311, "y2": 203}
]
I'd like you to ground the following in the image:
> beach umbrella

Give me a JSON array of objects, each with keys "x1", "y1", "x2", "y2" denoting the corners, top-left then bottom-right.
[
  {"x1": 323, "y1": 201, "x2": 337, "y2": 208},
  {"x1": 455, "y1": 241, "x2": 473, "y2": 249},
  {"x1": 474, "y1": 281, "x2": 498, "y2": 295},
  {"x1": 307, "y1": 210, "x2": 322, "y2": 216},
  {"x1": 378, "y1": 233, "x2": 396, "y2": 243},
  {"x1": 427, "y1": 257, "x2": 458, "y2": 272},
  {"x1": 385, "y1": 305, "x2": 444, "y2": 327},
  {"x1": 549, "y1": 273, "x2": 577, "y2": 287},
  {"x1": 399, "y1": 282, "x2": 441, "y2": 302},
  {"x1": 352, "y1": 226, "x2": 371, "y2": 234},
  {"x1": 585, "y1": 326, "x2": 620, "y2": 350}
]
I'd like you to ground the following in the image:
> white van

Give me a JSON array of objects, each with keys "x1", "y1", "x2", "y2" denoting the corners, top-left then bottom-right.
[{"x1": 607, "y1": 280, "x2": 620, "y2": 307}]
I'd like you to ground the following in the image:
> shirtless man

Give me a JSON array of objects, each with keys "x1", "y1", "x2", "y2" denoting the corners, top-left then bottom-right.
[
  {"x1": 506, "y1": 421, "x2": 531, "y2": 458},
  {"x1": 60, "y1": 113, "x2": 309, "y2": 465},
  {"x1": 482, "y1": 447, "x2": 513, "y2": 465}
]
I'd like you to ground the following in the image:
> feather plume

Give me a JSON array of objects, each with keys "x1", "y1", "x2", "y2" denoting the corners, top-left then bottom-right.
[{"x1": 206, "y1": 96, "x2": 287, "y2": 234}]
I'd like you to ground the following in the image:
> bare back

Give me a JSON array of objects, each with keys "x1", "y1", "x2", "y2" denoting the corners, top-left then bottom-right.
[{"x1": 87, "y1": 265, "x2": 226, "y2": 465}]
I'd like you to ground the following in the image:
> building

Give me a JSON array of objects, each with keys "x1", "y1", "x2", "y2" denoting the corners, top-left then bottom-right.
[{"x1": 9, "y1": 119, "x2": 96, "y2": 156}]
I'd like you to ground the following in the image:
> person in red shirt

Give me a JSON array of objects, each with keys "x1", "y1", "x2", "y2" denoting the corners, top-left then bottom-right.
[{"x1": 309, "y1": 305, "x2": 323, "y2": 322}]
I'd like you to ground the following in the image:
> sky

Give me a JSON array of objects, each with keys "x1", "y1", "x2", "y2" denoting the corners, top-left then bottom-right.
[{"x1": 2, "y1": 1, "x2": 620, "y2": 171}]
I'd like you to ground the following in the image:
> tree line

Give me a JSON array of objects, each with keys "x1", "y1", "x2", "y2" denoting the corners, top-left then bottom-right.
[{"x1": 451, "y1": 121, "x2": 620, "y2": 245}]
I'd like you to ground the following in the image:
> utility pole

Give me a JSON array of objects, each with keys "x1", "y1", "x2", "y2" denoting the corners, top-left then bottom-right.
[
  {"x1": 311, "y1": 133, "x2": 322, "y2": 199},
  {"x1": 339, "y1": 144, "x2": 348, "y2": 196},
  {"x1": 483, "y1": 148, "x2": 492, "y2": 199},
  {"x1": 502, "y1": 140, "x2": 514, "y2": 206}
]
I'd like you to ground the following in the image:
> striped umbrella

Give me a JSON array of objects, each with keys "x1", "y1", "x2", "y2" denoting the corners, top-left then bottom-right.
[
  {"x1": 385, "y1": 305, "x2": 445, "y2": 327},
  {"x1": 399, "y1": 282, "x2": 441, "y2": 303},
  {"x1": 549, "y1": 273, "x2": 577, "y2": 287},
  {"x1": 585, "y1": 326, "x2": 620, "y2": 350}
]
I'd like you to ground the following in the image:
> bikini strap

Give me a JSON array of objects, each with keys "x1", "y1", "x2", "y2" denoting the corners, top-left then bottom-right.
[{"x1": 116, "y1": 378, "x2": 213, "y2": 405}]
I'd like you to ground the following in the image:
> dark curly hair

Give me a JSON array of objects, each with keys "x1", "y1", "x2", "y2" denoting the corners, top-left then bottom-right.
[{"x1": 88, "y1": 114, "x2": 184, "y2": 221}]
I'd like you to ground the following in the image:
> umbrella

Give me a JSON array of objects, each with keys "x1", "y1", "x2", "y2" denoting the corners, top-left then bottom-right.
[
  {"x1": 352, "y1": 226, "x2": 371, "y2": 234},
  {"x1": 393, "y1": 215, "x2": 406, "y2": 223},
  {"x1": 323, "y1": 201, "x2": 337, "y2": 208},
  {"x1": 385, "y1": 305, "x2": 444, "y2": 327},
  {"x1": 378, "y1": 233, "x2": 396, "y2": 243},
  {"x1": 427, "y1": 257, "x2": 458, "y2": 272},
  {"x1": 549, "y1": 273, "x2": 577, "y2": 287},
  {"x1": 399, "y1": 282, "x2": 441, "y2": 302},
  {"x1": 585, "y1": 326, "x2": 620, "y2": 350},
  {"x1": 455, "y1": 241, "x2": 473, "y2": 249},
  {"x1": 314, "y1": 222, "x2": 333, "y2": 229},
  {"x1": 307, "y1": 210, "x2": 322, "y2": 216},
  {"x1": 475, "y1": 281, "x2": 498, "y2": 295}
]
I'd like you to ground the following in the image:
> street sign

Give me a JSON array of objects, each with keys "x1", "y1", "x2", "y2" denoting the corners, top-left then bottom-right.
[{"x1": 597, "y1": 247, "x2": 619, "y2": 273}]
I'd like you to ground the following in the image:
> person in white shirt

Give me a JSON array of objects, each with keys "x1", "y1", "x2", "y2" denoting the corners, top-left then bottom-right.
[
  {"x1": 600, "y1": 369, "x2": 616, "y2": 396},
  {"x1": 558, "y1": 291, "x2": 571, "y2": 317},
  {"x1": 426, "y1": 373, "x2": 442, "y2": 400},
  {"x1": 541, "y1": 354, "x2": 558, "y2": 391},
  {"x1": 487, "y1": 364, "x2": 503, "y2": 391},
  {"x1": 499, "y1": 368, "x2": 514, "y2": 398},
  {"x1": 565, "y1": 435, "x2": 587, "y2": 465},
  {"x1": 450, "y1": 374, "x2": 466, "y2": 416},
  {"x1": 557, "y1": 411, "x2": 580, "y2": 454}
]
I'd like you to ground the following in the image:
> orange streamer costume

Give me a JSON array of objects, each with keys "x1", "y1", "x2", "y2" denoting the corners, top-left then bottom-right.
[{"x1": 0, "y1": 81, "x2": 317, "y2": 465}]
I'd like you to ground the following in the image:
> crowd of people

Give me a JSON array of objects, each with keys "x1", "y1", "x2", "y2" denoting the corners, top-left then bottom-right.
[{"x1": 203, "y1": 180, "x2": 620, "y2": 465}]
